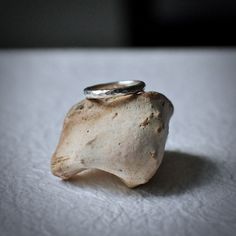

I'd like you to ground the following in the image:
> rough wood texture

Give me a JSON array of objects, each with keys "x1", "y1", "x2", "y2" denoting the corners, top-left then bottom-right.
[{"x1": 51, "y1": 92, "x2": 173, "y2": 187}]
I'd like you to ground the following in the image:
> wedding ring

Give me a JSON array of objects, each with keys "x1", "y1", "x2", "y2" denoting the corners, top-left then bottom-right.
[{"x1": 84, "y1": 80, "x2": 146, "y2": 99}]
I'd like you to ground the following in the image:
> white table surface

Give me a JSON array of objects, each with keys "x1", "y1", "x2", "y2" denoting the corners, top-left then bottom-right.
[{"x1": 0, "y1": 49, "x2": 236, "y2": 236}]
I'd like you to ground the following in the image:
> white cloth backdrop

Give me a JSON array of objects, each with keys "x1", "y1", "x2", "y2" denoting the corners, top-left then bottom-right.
[{"x1": 0, "y1": 49, "x2": 236, "y2": 236}]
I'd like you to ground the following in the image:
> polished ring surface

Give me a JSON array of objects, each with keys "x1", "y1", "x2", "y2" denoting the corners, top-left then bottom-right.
[{"x1": 84, "y1": 80, "x2": 146, "y2": 99}]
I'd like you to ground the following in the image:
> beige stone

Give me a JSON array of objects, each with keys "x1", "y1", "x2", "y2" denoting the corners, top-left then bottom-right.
[{"x1": 51, "y1": 92, "x2": 174, "y2": 188}]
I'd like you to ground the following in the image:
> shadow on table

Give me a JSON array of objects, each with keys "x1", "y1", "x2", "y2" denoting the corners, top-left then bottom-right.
[
  {"x1": 136, "y1": 151, "x2": 218, "y2": 196},
  {"x1": 66, "y1": 151, "x2": 218, "y2": 196}
]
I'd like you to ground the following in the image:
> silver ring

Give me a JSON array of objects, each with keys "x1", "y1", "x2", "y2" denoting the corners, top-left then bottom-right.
[{"x1": 84, "y1": 80, "x2": 146, "y2": 99}]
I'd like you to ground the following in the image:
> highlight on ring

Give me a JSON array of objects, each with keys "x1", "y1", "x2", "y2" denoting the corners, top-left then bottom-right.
[{"x1": 84, "y1": 80, "x2": 146, "y2": 99}]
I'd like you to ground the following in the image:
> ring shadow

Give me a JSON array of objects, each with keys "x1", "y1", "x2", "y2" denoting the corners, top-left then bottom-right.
[{"x1": 65, "y1": 151, "x2": 218, "y2": 196}]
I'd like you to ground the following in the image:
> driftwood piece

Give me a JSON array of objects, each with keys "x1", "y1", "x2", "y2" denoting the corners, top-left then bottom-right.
[{"x1": 51, "y1": 92, "x2": 173, "y2": 188}]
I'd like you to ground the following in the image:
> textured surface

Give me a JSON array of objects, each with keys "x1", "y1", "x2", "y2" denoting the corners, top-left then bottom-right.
[
  {"x1": 51, "y1": 92, "x2": 173, "y2": 187},
  {"x1": 0, "y1": 49, "x2": 236, "y2": 236}
]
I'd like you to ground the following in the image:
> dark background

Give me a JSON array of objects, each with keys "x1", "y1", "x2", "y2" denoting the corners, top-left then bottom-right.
[{"x1": 0, "y1": 0, "x2": 236, "y2": 48}]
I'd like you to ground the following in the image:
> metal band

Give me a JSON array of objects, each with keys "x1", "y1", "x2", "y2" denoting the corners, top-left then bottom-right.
[{"x1": 84, "y1": 80, "x2": 146, "y2": 99}]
